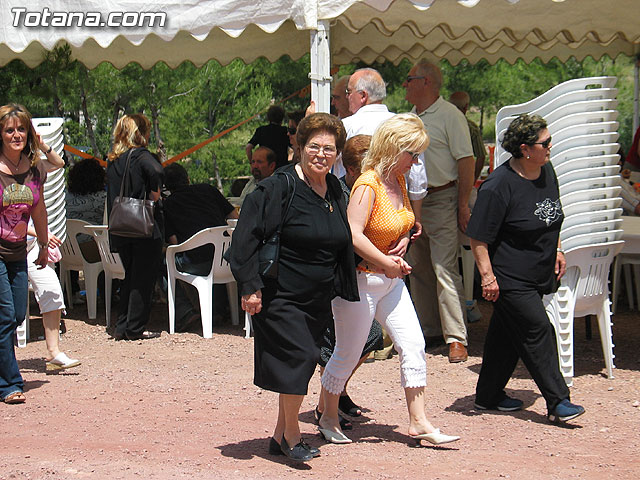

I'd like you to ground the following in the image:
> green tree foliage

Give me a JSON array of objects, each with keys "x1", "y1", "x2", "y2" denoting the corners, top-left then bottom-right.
[{"x1": 0, "y1": 47, "x2": 635, "y2": 193}]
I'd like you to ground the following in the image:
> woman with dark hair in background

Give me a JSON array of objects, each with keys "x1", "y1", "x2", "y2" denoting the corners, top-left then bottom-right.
[
  {"x1": 0, "y1": 103, "x2": 52, "y2": 403},
  {"x1": 467, "y1": 113, "x2": 584, "y2": 423},
  {"x1": 106, "y1": 114, "x2": 164, "y2": 341},
  {"x1": 229, "y1": 113, "x2": 358, "y2": 462}
]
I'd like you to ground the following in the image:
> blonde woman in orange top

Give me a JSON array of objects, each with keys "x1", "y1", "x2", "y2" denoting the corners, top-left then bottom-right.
[{"x1": 318, "y1": 114, "x2": 460, "y2": 446}]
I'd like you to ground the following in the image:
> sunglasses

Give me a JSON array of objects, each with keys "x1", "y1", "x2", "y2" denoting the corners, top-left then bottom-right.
[
  {"x1": 287, "y1": 127, "x2": 297, "y2": 135},
  {"x1": 533, "y1": 137, "x2": 552, "y2": 149},
  {"x1": 406, "y1": 75, "x2": 425, "y2": 83},
  {"x1": 406, "y1": 151, "x2": 420, "y2": 161}
]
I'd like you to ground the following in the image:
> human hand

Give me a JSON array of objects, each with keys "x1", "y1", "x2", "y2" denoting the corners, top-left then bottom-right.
[
  {"x1": 555, "y1": 251, "x2": 566, "y2": 280},
  {"x1": 458, "y1": 204, "x2": 471, "y2": 233},
  {"x1": 35, "y1": 246, "x2": 49, "y2": 269},
  {"x1": 388, "y1": 237, "x2": 410, "y2": 257},
  {"x1": 242, "y1": 290, "x2": 262, "y2": 315},
  {"x1": 48, "y1": 232, "x2": 63, "y2": 248},
  {"x1": 481, "y1": 274, "x2": 499, "y2": 302},
  {"x1": 410, "y1": 221, "x2": 422, "y2": 242}
]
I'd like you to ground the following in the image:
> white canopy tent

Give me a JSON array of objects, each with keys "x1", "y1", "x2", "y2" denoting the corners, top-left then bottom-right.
[{"x1": 1, "y1": 0, "x2": 638, "y2": 127}]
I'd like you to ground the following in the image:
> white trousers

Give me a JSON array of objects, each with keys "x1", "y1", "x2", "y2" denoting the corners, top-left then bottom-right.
[
  {"x1": 27, "y1": 246, "x2": 65, "y2": 314},
  {"x1": 322, "y1": 272, "x2": 426, "y2": 394}
]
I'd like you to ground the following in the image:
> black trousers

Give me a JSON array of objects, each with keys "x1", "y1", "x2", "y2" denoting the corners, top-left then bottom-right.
[
  {"x1": 475, "y1": 289, "x2": 570, "y2": 414},
  {"x1": 115, "y1": 237, "x2": 163, "y2": 338}
]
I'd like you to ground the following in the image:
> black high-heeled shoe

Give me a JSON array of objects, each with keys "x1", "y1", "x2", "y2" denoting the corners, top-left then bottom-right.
[
  {"x1": 280, "y1": 437, "x2": 314, "y2": 462},
  {"x1": 314, "y1": 407, "x2": 353, "y2": 430},
  {"x1": 339, "y1": 394, "x2": 362, "y2": 417}
]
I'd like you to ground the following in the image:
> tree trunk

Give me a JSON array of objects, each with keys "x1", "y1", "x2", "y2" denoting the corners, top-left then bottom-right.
[
  {"x1": 212, "y1": 150, "x2": 222, "y2": 191},
  {"x1": 150, "y1": 94, "x2": 165, "y2": 162},
  {"x1": 479, "y1": 106, "x2": 484, "y2": 138},
  {"x1": 79, "y1": 72, "x2": 100, "y2": 158},
  {"x1": 110, "y1": 101, "x2": 122, "y2": 148}
]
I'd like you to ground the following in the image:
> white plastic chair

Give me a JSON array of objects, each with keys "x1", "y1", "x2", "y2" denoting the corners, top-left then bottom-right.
[
  {"x1": 559, "y1": 175, "x2": 620, "y2": 198},
  {"x1": 543, "y1": 240, "x2": 624, "y2": 385},
  {"x1": 84, "y1": 225, "x2": 126, "y2": 327},
  {"x1": 551, "y1": 121, "x2": 619, "y2": 145},
  {"x1": 562, "y1": 208, "x2": 622, "y2": 230},
  {"x1": 561, "y1": 229, "x2": 623, "y2": 252},
  {"x1": 551, "y1": 143, "x2": 620, "y2": 168},
  {"x1": 59, "y1": 219, "x2": 104, "y2": 320},
  {"x1": 560, "y1": 185, "x2": 621, "y2": 208},
  {"x1": 547, "y1": 110, "x2": 619, "y2": 134},
  {"x1": 166, "y1": 226, "x2": 239, "y2": 338},
  {"x1": 557, "y1": 166, "x2": 621, "y2": 187},
  {"x1": 551, "y1": 132, "x2": 619, "y2": 157},
  {"x1": 611, "y1": 254, "x2": 640, "y2": 313},
  {"x1": 560, "y1": 219, "x2": 622, "y2": 243},
  {"x1": 226, "y1": 218, "x2": 238, "y2": 227},
  {"x1": 562, "y1": 197, "x2": 622, "y2": 218},
  {"x1": 554, "y1": 155, "x2": 620, "y2": 177}
]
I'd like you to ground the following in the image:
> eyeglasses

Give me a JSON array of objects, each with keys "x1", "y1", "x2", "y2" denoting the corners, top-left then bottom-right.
[
  {"x1": 406, "y1": 75, "x2": 425, "y2": 83},
  {"x1": 345, "y1": 88, "x2": 363, "y2": 97},
  {"x1": 305, "y1": 143, "x2": 337, "y2": 156},
  {"x1": 406, "y1": 151, "x2": 421, "y2": 161},
  {"x1": 533, "y1": 136, "x2": 552, "y2": 149},
  {"x1": 287, "y1": 127, "x2": 297, "y2": 135}
]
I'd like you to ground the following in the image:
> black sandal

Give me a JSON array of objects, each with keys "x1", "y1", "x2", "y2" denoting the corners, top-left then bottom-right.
[
  {"x1": 314, "y1": 406, "x2": 353, "y2": 430},
  {"x1": 339, "y1": 394, "x2": 362, "y2": 417}
]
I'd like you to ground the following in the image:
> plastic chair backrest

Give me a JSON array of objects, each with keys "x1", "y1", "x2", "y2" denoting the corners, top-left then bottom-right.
[
  {"x1": 557, "y1": 166, "x2": 621, "y2": 187},
  {"x1": 559, "y1": 175, "x2": 620, "y2": 197},
  {"x1": 561, "y1": 197, "x2": 622, "y2": 218},
  {"x1": 560, "y1": 218, "x2": 623, "y2": 242},
  {"x1": 562, "y1": 208, "x2": 622, "y2": 230},
  {"x1": 554, "y1": 155, "x2": 620, "y2": 177},
  {"x1": 551, "y1": 143, "x2": 620, "y2": 167},
  {"x1": 85, "y1": 225, "x2": 125, "y2": 278},
  {"x1": 561, "y1": 229, "x2": 623, "y2": 252},
  {"x1": 551, "y1": 132, "x2": 619, "y2": 156},
  {"x1": 547, "y1": 110, "x2": 619, "y2": 133},
  {"x1": 560, "y1": 185, "x2": 621, "y2": 207},
  {"x1": 60, "y1": 219, "x2": 93, "y2": 269},
  {"x1": 551, "y1": 121, "x2": 619, "y2": 145}
]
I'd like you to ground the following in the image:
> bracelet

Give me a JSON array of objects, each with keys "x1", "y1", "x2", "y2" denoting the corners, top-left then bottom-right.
[
  {"x1": 45, "y1": 145, "x2": 53, "y2": 154},
  {"x1": 557, "y1": 248, "x2": 565, "y2": 254},
  {"x1": 481, "y1": 276, "x2": 496, "y2": 288}
]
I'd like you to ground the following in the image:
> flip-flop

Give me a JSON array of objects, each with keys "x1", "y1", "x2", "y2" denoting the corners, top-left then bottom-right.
[{"x1": 3, "y1": 391, "x2": 26, "y2": 404}]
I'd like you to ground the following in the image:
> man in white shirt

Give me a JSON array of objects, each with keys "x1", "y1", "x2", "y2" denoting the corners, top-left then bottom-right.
[
  {"x1": 335, "y1": 68, "x2": 428, "y2": 203},
  {"x1": 404, "y1": 60, "x2": 475, "y2": 363}
]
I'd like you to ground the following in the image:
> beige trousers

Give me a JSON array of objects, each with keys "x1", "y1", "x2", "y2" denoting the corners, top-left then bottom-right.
[{"x1": 407, "y1": 186, "x2": 468, "y2": 345}]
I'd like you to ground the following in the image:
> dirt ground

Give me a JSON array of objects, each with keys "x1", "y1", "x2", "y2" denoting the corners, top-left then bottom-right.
[{"x1": 2, "y1": 296, "x2": 639, "y2": 480}]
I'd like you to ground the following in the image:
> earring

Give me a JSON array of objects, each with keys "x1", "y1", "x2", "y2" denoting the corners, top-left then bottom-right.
[{"x1": 526, "y1": 155, "x2": 530, "y2": 160}]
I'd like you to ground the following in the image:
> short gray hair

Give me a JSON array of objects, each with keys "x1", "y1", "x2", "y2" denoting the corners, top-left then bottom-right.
[
  {"x1": 415, "y1": 60, "x2": 442, "y2": 91},
  {"x1": 353, "y1": 68, "x2": 387, "y2": 102}
]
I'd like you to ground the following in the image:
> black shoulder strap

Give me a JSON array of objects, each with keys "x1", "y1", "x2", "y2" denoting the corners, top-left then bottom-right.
[{"x1": 276, "y1": 171, "x2": 296, "y2": 234}]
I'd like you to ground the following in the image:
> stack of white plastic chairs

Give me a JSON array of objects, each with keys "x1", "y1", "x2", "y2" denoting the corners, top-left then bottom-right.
[
  {"x1": 16, "y1": 118, "x2": 66, "y2": 348},
  {"x1": 494, "y1": 77, "x2": 622, "y2": 386}
]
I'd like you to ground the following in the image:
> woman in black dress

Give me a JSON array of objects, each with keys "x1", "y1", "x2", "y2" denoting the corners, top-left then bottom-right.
[
  {"x1": 106, "y1": 114, "x2": 164, "y2": 340},
  {"x1": 229, "y1": 113, "x2": 358, "y2": 462}
]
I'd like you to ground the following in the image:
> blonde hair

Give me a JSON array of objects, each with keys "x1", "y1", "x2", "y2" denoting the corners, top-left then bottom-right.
[
  {"x1": 362, "y1": 113, "x2": 429, "y2": 179},
  {"x1": 0, "y1": 103, "x2": 41, "y2": 166},
  {"x1": 108, "y1": 114, "x2": 151, "y2": 161}
]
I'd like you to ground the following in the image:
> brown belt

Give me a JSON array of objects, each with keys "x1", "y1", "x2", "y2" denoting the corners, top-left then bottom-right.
[{"x1": 427, "y1": 180, "x2": 456, "y2": 194}]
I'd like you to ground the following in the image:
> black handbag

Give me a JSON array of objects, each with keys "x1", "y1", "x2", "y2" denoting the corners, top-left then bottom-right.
[
  {"x1": 109, "y1": 149, "x2": 155, "y2": 238},
  {"x1": 258, "y1": 172, "x2": 295, "y2": 279}
]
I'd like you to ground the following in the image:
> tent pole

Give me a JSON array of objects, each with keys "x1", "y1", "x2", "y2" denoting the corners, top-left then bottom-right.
[
  {"x1": 634, "y1": 55, "x2": 639, "y2": 134},
  {"x1": 309, "y1": 20, "x2": 331, "y2": 113}
]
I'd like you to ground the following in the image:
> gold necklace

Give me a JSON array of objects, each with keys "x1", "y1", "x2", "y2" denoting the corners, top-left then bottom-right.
[
  {"x1": 301, "y1": 168, "x2": 333, "y2": 213},
  {"x1": 1, "y1": 153, "x2": 22, "y2": 172}
]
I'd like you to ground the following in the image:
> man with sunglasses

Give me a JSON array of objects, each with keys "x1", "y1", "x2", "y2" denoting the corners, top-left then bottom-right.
[{"x1": 403, "y1": 60, "x2": 475, "y2": 363}]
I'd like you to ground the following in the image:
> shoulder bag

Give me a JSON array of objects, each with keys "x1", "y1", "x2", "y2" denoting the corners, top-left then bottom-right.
[
  {"x1": 258, "y1": 172, "x2": 295, "y2": 279},
  {"x1": 108, "y1": 149, "x2": 155, "y2": 238}
]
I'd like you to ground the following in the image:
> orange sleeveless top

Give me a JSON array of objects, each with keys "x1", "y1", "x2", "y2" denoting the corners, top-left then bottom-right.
[{"x1": 352, "y1": 169, "x2": 415, "y2": 255}]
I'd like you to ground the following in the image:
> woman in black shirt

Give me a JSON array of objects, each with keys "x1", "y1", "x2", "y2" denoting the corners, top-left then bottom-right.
[
  {"x1": 106, "y1": 114, "x2": 164, "y2": 341},
  {"x1": 466, "y1": 114, "x2": 585, "y2": 424}
]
